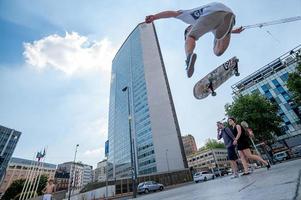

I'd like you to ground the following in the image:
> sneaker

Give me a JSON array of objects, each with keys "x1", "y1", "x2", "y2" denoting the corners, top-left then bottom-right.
[
  {"x1": 266, "y1": 163, "x2": 271, "y2": 170},
  {"x1": 185, "y1": 53, "x2": 197, "y2": 78},
  {"x1": 230, "y1": 174, "x2": 239, "y2": 179},
  {"x1": 241, "y1": 172, "x2": 251, "y2": 176}
]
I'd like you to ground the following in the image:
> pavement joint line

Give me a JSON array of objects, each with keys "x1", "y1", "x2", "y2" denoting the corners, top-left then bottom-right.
[
  {"x1": 293, "y1": 169, "x2": 301, "y2": 200},
  {"x1": 238, "y1": 180, "x2": 256, "y2": 192}
]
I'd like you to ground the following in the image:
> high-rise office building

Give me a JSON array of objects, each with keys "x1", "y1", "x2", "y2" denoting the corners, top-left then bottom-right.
[
  {"x1": 107, "y1": 23, "x2": 187, "y2": 179},
  {"x1": 232, "y1": 46, "x2": 301, "y2": 139},
  {"x1": 0, "y1": 125, "x2": 21, "y2": 183}
]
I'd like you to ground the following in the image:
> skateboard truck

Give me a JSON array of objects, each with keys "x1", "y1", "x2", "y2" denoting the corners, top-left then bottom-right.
[
  {"x1": 208, "y1": 78, "x2": 217, "y2": 96},
  {"x1": 234, "y1": 60, "x2": 240, "y2": 76}
]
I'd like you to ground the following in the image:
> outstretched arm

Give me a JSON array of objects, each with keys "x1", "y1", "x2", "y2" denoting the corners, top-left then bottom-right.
[
  {"x1": 145, "y1": 11, "x2": 181, "y2": 23},
  {"x1": 231, "y1": 26, "x2": 244, "y2": 34}
]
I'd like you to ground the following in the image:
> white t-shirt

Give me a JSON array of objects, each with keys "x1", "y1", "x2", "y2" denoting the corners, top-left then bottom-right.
[{"x1": 176, "y1": 2, "x2": 233, "y2": 25}]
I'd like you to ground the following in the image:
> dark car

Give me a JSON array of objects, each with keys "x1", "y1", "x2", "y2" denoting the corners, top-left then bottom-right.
[
  {"x1": 137, "y1": 181, "x2": 164, "y2": 194},
  {"x1": 213, "y1": 169, "x2": 229, "y2": 177}
]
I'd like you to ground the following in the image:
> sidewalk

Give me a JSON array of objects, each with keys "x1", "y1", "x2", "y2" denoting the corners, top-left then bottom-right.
[{"x1": 132, "y1": 159, "x2": 301, "y2": 200}]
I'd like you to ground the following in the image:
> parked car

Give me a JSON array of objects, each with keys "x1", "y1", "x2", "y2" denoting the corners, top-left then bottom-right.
[
  {"x1": 213, "y1": 169, "x2": 229, "y2": 177},
  {"x1": 273, "y1": 151, "x2": 289, "y2": 162},
  {"x1": 193, "y1": 171, "x2": 215, "y2": 183},
  {"x1": 292, "y1": 146, "x2": 301, "y2": 157},
  {"x1": 137, "y1": 181, "x2": 164, "y2": 194}
]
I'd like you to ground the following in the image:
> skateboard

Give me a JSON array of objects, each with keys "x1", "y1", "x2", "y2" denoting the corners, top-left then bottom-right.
[{"x1": 193, "y1": 57, "x2": 240, "y2": 100}]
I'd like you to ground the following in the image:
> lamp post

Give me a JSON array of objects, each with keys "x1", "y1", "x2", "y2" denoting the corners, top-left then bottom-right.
[
  {"x1": 165, "y1": 149, "x2": 170, "y2": 172},
  {"x1": 68, "y1": 144, "x2": 79, "y2": 200},
  {"x1": 122, "y1": 86, "x2": 137, "y2": 198}
]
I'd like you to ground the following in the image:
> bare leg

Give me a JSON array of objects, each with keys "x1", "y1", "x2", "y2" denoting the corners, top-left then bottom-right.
[
  {"x1": 243, "y1": 149, "x2": 268, "y2": 166},
  {"x1": 213, "y1": 33, "x2": 231, "y2": 56},
  {"x1": 238, "y1": 151, "x2": 249, "y2": 173},
  {"x1": 185, "y1": 36, "x2": 196, "y2": 57},
  {"x1": 230, "y1": 160, "x2": 238, "y2": 175}
]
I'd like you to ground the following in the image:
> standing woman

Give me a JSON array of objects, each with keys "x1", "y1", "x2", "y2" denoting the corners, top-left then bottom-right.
[{"x1": 228, "y1": 117, "x2": 270, "y2": 175}]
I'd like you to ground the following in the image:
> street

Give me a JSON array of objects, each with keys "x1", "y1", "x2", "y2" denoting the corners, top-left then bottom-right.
[{"x1": 133, "y1": 159, "x2": 301, "y2": 200}]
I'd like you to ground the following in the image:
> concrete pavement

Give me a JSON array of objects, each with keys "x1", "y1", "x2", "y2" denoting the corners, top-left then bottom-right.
[{"x1": 133, "y1": 159, "x2": 301, "y2": 200}]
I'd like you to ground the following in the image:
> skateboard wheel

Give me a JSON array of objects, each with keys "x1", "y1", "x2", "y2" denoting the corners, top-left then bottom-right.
[
  {"x1": 211, "y1": 91, "x2": 217, "y2": 96},
  {"x1": 235, "y1": 72, "x2": 240, "y2": 76}
]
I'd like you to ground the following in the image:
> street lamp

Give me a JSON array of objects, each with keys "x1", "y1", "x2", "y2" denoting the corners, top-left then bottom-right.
[
  {"x1": 122, "y1": 86, "x2": 137, "y2": 198},
  {"x1": 68, "y1": 144, "x2": 79, "y2": 200},
  {"x1": 165, "y1": 149, "x2": 170, "y2": 172}
]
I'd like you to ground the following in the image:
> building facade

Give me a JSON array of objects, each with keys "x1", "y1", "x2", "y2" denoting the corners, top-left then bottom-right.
[
  {"x1": 54, "y1": 170, "x2": 69, "y2": 191},
  {"x1": 107, "y1": 22, "x2": 187, "y2": 179},
  {"x1": 232, "y1": 46, "x2": 301, "y2": 139},
  {"x1": 182, "y1": 135, "x2": 198, "y2": 156},
  {"x1": 93, "y1": 159, "x2": 107, "y2": 182},
  {"x1": 0, "y1": 157, "x2": 56, "y2": 195},
  {"x1": 0, "y1": 125, "x2": 21, "y2": 183},
  {"x1": 57, "y1": 162, "x2": 93, "y2": 189},
  {"x1": 83, "y1": 165, "x2": 93, "y2": 186},
  {"x1": 186, "y1": 148, "x2": 230, "y2": 172}
]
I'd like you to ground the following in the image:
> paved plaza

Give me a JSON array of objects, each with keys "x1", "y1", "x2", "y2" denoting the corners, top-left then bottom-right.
[{"x1": 132, "y1": 159, "x2": 301, "y2": 200}]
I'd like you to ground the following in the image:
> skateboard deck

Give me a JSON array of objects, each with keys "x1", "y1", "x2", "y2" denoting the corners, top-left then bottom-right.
[{"x1": 193, "y1": 57, "x2": 239, "y2": 100}]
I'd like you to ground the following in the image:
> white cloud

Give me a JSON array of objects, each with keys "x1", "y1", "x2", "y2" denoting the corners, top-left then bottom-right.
[
  {"x1": 23, "y1": 32, "x2": 116, "y2": 75},
  {"x1": 84, "y1": 147, "x2": 104, "y2": 157}
]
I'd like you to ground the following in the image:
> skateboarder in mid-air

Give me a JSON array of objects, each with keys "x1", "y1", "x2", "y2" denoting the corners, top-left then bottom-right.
[{"x1": 145, "y1": 2, "x2": 244, "y2": 78}]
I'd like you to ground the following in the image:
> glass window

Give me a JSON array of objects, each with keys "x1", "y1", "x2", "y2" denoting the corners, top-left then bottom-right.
[
  {"x1": 272, "y1": 79, "x2": 280, "y2": 87},
  {"x1": 277, "y1": 86, "x2": 285, "y2": 94},
  {"x1": 282, "y1": 93, "x2": 291, "y2": 101},
  {"x1": 261, "y1": 84, "x2": 270, "y2": 92},
  {"x1": 265, "y1": 91, "x2": 273, "y2": 99},
  {"x1": 280, "y1": 73, "x2": 289, "y2": 82}
]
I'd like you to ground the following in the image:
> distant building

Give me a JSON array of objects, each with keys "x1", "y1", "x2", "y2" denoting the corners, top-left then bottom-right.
[
  {"x1": 54, "y1": 169, "x2": 69, "y2": 191},
  {"x1": 83, "y1": 165, "x2": 93, "y2": 186},
  {"x1": 232, "y1": 46, "x2": 301, "y2": 139},
  {"x1": 57, "y1": 162, "x2": 93, "y2": 189},
  {"x1": 0, "y1": 125, "x2": 21, "y2": 182},
  {"x1": 93, "y1": 159, "x2": 107, "y2": 182},
  {"x1": 186, "y1": 148, "x2": 230, "y2": 172},
  {"x1": 0, "y1": 157, "x2": 56, "y2": 195},
  {"x1": 182, "y1": 135, "x2": 198, "y2": 156}
]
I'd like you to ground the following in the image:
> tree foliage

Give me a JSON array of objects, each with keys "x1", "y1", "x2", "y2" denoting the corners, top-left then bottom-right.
[
  {"x1": 2, "y1": 179, "x2": 25, "y2": 200},
  {"x1": 225, "y1": 93, "x2": 282, "y2": 142},
  {"x1": 2, "y1": 174, "x2": 48, "y2": 200},
  {"x1": 201, "y1": 139, "x2": 225, "y2": 150},
  {"x1": 287, "y1": 55, "x2": 301, "y2": 105}
]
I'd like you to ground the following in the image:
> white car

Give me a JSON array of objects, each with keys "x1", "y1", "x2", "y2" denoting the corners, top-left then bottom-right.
[
  {"x1": 193, "y1": 171, "x2": 215, "y2": 183},
  {"x1": 273, "y1": 151, "x2": 289, "y2": 162}
]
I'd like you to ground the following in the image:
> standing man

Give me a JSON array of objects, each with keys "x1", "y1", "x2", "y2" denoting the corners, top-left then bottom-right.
[
  {"x1": 42, "y1": 179, "x2": 56, "y2": 200},
  {"x1": 217, "y1": 121, "x2": 239, "y2": 178},
  {"x1": 145, "y1": 2, "x2": 244, "y2": 78}
]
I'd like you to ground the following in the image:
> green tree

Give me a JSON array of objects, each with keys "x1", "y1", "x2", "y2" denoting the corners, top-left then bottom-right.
[
  {"x1": 225, "y1": 93, "x2": 282, "y2": 142},
  {"x1": 202, "y1": 139, "x2": 225, "y2": 150},
  {"x1": 36, "y1": 174, "x2": 48, "y2": 195},
  {"x1": 2, "y1": 179, "x2": 25, "y2": 200},
  {"x1": 2, "y1": 174, "x2": 48, "y2": 200},
  {"x1": 287, "y1": 55, "x2": 301, "y2": 105}
]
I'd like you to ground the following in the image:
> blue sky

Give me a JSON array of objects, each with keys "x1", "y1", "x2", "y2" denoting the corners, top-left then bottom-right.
[{"x1": 0, "y1": 0, "x2": 301, "y2": 168}]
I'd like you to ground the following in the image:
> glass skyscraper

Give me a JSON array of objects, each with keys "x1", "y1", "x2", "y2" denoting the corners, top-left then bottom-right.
[
  {"x1": 107, "y1": 23, "x2": 187, "y2": 179},
  {"x1": 232, "y1": 46, "x2": 301, "y2": 139},
  {"x1": 0, "y1": 125, "x2": 21, "y2": 182}
]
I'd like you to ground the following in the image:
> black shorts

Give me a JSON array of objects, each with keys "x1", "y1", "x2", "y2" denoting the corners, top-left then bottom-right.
[{"x1": 227, "y1": 146, "x2": 238, "y2": 161}]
